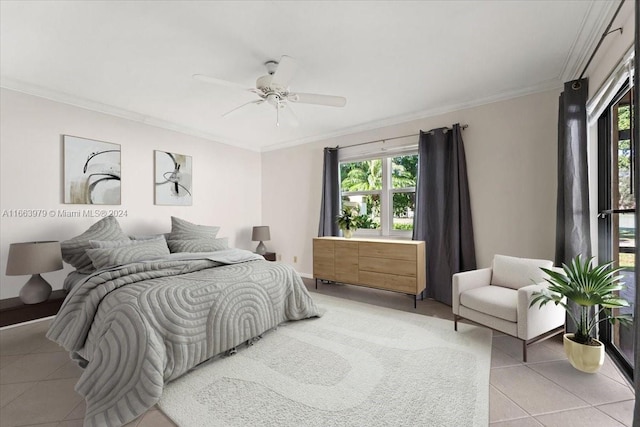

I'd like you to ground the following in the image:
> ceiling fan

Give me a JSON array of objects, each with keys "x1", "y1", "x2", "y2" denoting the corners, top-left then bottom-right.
[{"x1": 193, "y1": 55, "x2": 347, "y2": 126}]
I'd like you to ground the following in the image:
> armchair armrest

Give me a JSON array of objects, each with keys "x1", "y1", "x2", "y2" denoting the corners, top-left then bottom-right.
[
  {"x1": 517, "y1": 282, "x2": 565, "y2": 340},
  {"x1": 452, "y1": 267, "x2": 492, "y2": 315}
]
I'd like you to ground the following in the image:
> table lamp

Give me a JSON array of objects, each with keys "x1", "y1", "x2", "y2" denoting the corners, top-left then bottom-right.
[
  {"x1": 6, "y1": 241, "x2": 63, "y2": 304},
  {"x1": 252, "y1": 226, "x2": 271, "y2": 255}
]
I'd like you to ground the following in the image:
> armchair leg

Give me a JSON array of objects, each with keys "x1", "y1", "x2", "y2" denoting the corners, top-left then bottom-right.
[
  {"x1": 454, "y1": 315, "x2": 458, "y2": 331},
  {"x1": 520, "y1": 326, "x2": 563, "y2": 363}
]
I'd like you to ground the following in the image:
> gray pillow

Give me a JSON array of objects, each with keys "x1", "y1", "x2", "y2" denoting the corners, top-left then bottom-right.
[
  {"x1": 129, "y1": 233, "x2": 170, "y2": 241},
  {"x1": 89, "y1": 239, "x2": 135, "y2": 249},
  {"x1": 86, "y1": 237, "x2": 170, "y2": 270},
  {"x1": 169, "y1": 217, "x2": 220, "y2": 240},
  {"x1": 90, "y1": 236, "x2": 165, "y2": 249},
  {"x1": 167, "y1": 238, "x2": 229, "y2": 253},
  {"x1": 61, "y1": 216, "x2": 130, "y2": 273}
]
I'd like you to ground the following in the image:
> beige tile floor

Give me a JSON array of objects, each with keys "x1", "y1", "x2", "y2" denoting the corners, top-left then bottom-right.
[{"x1": 0, "y1": 279, "x2": 635, "y2": 427}]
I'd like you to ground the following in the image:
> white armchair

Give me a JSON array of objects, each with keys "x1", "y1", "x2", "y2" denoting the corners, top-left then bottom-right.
[{"x1": 452, "y1": 254, "x2": 565, "y2": 362}]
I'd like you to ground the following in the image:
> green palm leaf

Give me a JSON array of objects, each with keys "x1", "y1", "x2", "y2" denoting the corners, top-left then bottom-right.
[{"x1": 531, "y1": 255, "x2": 633, "y2": 345}]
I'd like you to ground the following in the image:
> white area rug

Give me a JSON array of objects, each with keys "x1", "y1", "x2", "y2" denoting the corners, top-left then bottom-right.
[{"x1": 158, "y1": 293, "x2": 492, "y2": 427}]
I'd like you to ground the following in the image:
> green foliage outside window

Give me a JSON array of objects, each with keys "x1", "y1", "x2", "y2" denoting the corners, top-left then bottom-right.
[
  {"x1": 617, "y1": 105, "x2": 632, "y2": 209},
  {"x1": 340, "y1": 155, "x2": 418, "y2": 231},
  {"x1": 340, "y1": 160, "x2": 383, "y2": 191}
]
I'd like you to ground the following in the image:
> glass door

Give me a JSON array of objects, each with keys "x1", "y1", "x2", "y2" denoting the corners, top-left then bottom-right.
[{"x1": 598, "y1": 84, "x2": 635, "y2": 379}]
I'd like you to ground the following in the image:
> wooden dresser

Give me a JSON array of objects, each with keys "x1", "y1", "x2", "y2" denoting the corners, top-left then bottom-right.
[{"x1": 313, "y1": 237, "x2": 426, "y2": 307}]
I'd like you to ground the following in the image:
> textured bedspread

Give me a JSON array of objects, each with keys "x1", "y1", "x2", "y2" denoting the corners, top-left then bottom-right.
[{"x1": 47, "y1": 249, "x2": 321, "y2": 426}]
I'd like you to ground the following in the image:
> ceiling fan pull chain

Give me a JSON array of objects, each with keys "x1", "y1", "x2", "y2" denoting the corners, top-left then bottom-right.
[{"x1": 276, "y1": 102, "x2": 280, "y2": 127}]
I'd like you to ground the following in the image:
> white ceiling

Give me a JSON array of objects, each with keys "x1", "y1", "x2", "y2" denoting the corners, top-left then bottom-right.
[{"x1": 0, "y1": 1, "x2": 617, "y2": 152}]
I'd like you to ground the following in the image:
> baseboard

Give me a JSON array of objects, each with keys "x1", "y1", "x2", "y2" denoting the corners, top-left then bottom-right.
[{"x1": 0, "y1": 315, "x2": 55, "y2": 330}]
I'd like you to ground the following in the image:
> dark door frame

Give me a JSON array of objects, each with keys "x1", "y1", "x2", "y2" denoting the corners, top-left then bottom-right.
[{"x1": 597, "y1": 81, "x2": 634, "y2": 381}]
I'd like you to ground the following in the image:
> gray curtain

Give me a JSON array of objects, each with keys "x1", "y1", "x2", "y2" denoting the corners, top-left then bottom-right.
[
  {"x1": 412, "y1": 124, "x2": 476, "y2": 305},
  {"x1": 555, "y1": 78, "x2": 591, "y2": 335},
  {"x1": 633, "y1": 2, "x2": 639, "y2": 423},
  {"x1": 555, "y1": 78, "x2": 591, "y2": 264},
  {"x1": 318, "y1": 147, "x2": 340, "y2": 237}
]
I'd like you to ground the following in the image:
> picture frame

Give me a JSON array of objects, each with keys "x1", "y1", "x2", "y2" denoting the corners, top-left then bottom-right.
[
  {"x1": 154, "y1": 150, "x2": 193, "y2": 206},
  {"x1": 63, "y1": 135, "x2": 121, "y2": 205}
]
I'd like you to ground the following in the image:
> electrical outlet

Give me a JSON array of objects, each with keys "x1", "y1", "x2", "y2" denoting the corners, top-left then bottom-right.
[{"x1": 293, "y1": 256, "x2": 298, "y2": 263}]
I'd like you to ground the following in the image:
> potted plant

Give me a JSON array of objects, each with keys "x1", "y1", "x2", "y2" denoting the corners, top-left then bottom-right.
[
  {"x1": 530, "y1": 255, "x2": 632, "y2": 373},
  {"x1": 336, "y1": 206, "x2": 360, "y2": 238}
]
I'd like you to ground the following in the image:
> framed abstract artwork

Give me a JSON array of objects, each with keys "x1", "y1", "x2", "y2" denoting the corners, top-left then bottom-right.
[
  {"x1": 154, "y1": 150, "x2": 193, "y2": 206},
  {"x1": 63, "y1": 135, "x2": 121, "y2": 205}
]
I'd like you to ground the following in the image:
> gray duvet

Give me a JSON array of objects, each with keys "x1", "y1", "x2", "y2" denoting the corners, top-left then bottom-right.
[{"x1": 47, "y1": 249, "x2": 321, "y2": 426}]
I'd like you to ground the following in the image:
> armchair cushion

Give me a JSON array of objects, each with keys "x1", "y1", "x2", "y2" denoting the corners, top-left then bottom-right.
[
  {"x1": 459, "y1": 285, "x2": 517, "y2": 322},
  {"x1": 452, "y1": 267, "x2": 492, "y2": 315},
  {"x1": 491, "y1": 255, "x2": 553, "y2": 290}
]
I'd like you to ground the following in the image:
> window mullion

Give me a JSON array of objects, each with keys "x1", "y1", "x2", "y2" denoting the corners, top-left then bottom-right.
[
  {"x1": 381, "y1": 157, "x2": 391, "y2": 236},
  {"x1": 341, "y1": 190, "x2": 381, "y2": 196}
]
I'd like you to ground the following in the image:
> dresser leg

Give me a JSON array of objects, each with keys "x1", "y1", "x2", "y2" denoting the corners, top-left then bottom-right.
[
  {"x1": 414, "y1": 295, "x2": 417, "y2": 309},
  {"x1": 315, "y1": 279, "x2": 318, "y2": 289}
]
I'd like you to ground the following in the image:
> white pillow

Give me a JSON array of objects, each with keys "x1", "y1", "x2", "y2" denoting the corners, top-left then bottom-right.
[{"x1": 490, "y1": 254, "x2": 553, "y2": 290}]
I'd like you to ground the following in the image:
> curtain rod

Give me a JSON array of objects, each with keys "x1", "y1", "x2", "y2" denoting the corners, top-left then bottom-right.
[
  {"x1": 337, "y1": 124, "x2": 468, "y2": 150},
  {"x1": 577, "y1": 0, "x2": 625, "y2": 82}
]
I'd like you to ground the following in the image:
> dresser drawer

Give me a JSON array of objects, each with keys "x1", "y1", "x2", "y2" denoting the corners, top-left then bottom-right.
[
  {"x1": 313, "y1": 258, "x2": 335, "y2": 280},
  {"x1": 359, "y1": 256, "x2": 416, "y2": 277},
  {"x1": 313, "y1": 239, "x2": 335, "y2": 280},
  {"x1": 335, "y1": 241, "x2": 359, "y2": 283},
  {"x1": 358, "y1": 271, "x2": 417, "y2": 294},
  {"x1": 359, "y1": 242, "x2": 416, "y2": 261},
  {"x1": 313, "y1": 239, "x2": 335, "y2": 257}
]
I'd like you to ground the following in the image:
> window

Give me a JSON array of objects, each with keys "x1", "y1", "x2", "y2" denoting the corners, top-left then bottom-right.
[
  {"x1": 339, "y1": 153, "x2": 417, "y2": 236},
  {"x1": 597, "y1": 82, "x2": 635, "y2": 381}
]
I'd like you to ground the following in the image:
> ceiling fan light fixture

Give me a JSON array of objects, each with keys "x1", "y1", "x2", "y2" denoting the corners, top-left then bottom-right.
[
  {"x1": 194, "y1": 55, "x2": 347, "y2": 124},
  {"x1": 266, "y1": 93, "x2": 281, "y2": 106},
  {"x1": 264, "y1": 60, "x2": 279, "y2": 75}
]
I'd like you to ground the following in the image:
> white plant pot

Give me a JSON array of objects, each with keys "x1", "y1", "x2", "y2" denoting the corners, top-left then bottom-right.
[{"x1": 563, "y1": 333, "x2": 604, "y2": 373}]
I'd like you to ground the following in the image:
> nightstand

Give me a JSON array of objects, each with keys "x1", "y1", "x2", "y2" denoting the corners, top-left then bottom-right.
[
  {"x1": 0, "y1": 289, "x2": 67, "y2": 327},
  {"x1": 262, "y1": 252, "x2": 276, "y2": 261}
]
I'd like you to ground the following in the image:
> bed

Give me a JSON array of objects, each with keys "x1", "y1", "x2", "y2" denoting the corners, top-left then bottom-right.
[{"x1": 46, "y1": 216, "x2": 321, "y2": 427}]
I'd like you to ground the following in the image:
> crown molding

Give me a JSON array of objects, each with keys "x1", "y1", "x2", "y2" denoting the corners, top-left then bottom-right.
[
  {"x1": 560, "y1": 0, "x2": 622, "y2": 82},
  {"x1": 260, "y1": 78, "x2": 563, "y2": 152},
  {"x1": 3, "y1": 74, "x2": 562, "y2": 155},
  {"x1": 0, "y1": 77, "x2": 262, "y2": 152}
]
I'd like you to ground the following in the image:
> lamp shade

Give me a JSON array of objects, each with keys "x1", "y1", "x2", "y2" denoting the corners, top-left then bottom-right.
[
  {"x1": 6, "y1": 241, "x2": 63, "y2": 276},
  {"x1": 251, "y1": 226, "x2": 270, "y2": 242}
]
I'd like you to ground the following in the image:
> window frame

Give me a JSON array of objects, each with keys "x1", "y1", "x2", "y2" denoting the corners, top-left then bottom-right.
[
  {"x1": 339, "y1": 150, "x2": 417, "y2": 238},
  {"x1": 597, "y1": 81, "x2": 635, "y2": 382}
]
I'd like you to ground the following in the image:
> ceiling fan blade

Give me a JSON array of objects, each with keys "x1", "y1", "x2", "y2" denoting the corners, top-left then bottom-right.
[
  {"x1": 270, "y1": 55, "x2": 297, "y2": 88},
  {"x1": 193, "y1": 74, "x2": 253, "y2": 91},
  {"x1": 222, "y1": 99, "x2": 265, "y2": 117},
  {"x1": 287, "y1": 92, "x2": 347, "y2": 107}
]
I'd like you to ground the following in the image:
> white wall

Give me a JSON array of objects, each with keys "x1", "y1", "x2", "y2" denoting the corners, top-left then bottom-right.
[
  {"x1": 0, "y1": 88, "x2": 262, "y2": 298},
  {"x1": 262, "y1": 89, "x2": 560, "y2": 276}
]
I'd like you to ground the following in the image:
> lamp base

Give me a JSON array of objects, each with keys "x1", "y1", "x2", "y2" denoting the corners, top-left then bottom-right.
[
  {"x1": 255, "y1": 241, "x2": 267, "y2": 255},
  {"x1": 19, "y1": 274, "x2": 52, "y2": 304}
]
